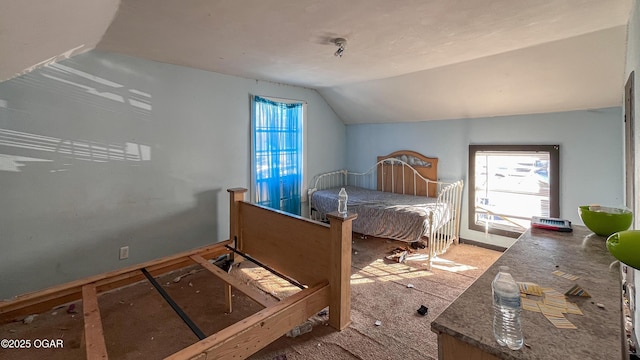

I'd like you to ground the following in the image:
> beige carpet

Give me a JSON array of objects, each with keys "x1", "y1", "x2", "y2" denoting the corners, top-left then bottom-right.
[
  {"x1": 245, "y1": 236, "x2": 503, "y2": 360},
  {"x1": 0, "y1": 236, "x2": 501, "y2": 360}
]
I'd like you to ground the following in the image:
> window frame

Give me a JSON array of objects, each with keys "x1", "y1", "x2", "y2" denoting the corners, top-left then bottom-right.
[
  {"x1": 249, "y1": 95, "x2": 307, "y2": 214},
  {"x1": 468, "y1": 144, "x2": 560, "y2": 238}
]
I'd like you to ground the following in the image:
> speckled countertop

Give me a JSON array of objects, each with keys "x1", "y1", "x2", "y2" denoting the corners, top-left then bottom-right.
[{"x1": 431, "y1": 225, "x2": 623, "y2": 360}]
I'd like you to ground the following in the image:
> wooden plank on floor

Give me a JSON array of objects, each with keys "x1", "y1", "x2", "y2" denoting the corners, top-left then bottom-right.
[
  {"x1": 166, "y1": 281, "x2": 330, "y2": 360},
  {"x1": 189, "y1": 254, "x2": 278, "y2": 308},
  {"x1": 0, "y1": 240, "x2": 232, "y2": 323},
  {"x1": 82, "y1": 283, "x2": 108, "y2": 360}
]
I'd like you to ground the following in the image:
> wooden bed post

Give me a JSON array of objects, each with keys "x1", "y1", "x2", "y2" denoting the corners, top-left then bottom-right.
[
  {"x1": 227, "y1": 188, "x2": 247, "y2": 250},
  {"x1": 326, "y1": 211, "x2": 357, "y2": 330},
  {"x1": 226, "y1": 188, "x2": 247, "y2": 313}
]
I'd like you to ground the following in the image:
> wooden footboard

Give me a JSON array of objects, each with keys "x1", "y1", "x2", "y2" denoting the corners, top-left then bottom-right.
[
  {"x1": 166, "y1": 189, "x2": 358, "y2": 359},
  {"x1": 228, "y1": 188, "x2": 356, "y2": 331},
  {"x1": 0, "y1": 188, "x2": 357, "y2": 360}
]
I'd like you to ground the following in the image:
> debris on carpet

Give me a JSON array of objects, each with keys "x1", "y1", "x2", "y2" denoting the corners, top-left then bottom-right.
[
  {"x1": 385, "y1": 247, "x2": 410, "y2": 263},
  {"x1": 410, "y1": 240, "x2": 427, "y2": 249}
]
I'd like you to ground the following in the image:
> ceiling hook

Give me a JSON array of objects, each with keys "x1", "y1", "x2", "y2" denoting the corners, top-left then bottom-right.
[{"x1": 334, "y1": 38, "x2": 347, "y2": 57}]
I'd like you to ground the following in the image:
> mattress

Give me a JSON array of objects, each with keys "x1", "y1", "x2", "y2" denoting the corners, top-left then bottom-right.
[{"x1": 311, "y1": 185, "x2": 451, "y2": 242}]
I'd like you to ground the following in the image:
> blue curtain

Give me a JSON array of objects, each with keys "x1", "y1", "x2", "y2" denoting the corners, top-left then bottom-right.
[{"x1": 253, "y1": 96, "x2": 303, "y2": 215}]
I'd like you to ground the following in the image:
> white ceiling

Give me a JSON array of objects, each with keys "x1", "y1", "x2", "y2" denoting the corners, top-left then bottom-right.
[{"x1": 0, "y1": 0, "x2": 633, "y2": 124}]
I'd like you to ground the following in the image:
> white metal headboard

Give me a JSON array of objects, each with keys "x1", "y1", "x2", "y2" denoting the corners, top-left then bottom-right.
[{"x1": 309, "y1": 158, "x2": 441, "y2": 196}]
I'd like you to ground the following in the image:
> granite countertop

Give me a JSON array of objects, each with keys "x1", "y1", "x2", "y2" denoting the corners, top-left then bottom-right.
[{"x1": 431, "y1": 225, "x2": 623, "y2": 360}]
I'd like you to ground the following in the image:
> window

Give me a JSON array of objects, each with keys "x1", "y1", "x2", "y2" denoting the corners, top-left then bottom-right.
[
  {"x1": 251, "y1": 95, "x2": 305, "y2": 215},
  {"x1": 468, "y1": 145, "x2": 559, "y2": 237}
]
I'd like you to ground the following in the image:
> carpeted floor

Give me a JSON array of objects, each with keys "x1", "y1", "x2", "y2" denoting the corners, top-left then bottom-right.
[
  {"x1": 0, "y1": 236, "x2": 502, "y2": 360},
  {"x1": 246, "y1": 236, "x2": 503, "y2": 360}
]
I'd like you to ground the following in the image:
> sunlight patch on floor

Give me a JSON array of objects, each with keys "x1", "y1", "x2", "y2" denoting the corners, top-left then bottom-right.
[
  {"x1": 234, "y1": 265, "x2": 300, "y2": 298},
  {"x1": 351, "y1": 258, "x2": 434, "y2": 284},
  {"x1": 351, "y1": 254, "x2": 479, "y2": 285},
  {"x1": 429, "y1": 257, "x2": 478, "y2": 273}
]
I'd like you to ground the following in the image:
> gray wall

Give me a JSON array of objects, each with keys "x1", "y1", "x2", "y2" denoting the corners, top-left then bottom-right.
[
  {"x1": 346, "y1": 107, "x2": 624, "y2": 248},
  {"x1": 0, "y1": 50, "x2": 346, "y2": 299},
  {"x1": 625, "y1": 0, "x2": 640, "y2": 347},
  {"x1": 628, "y1": 2, "x2": 640, "y2": 225}
]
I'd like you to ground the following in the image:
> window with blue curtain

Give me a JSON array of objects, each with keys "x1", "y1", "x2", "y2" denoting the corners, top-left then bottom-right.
[{"x1": 252, "y1": 95, "x2": 303, "y2": 215}]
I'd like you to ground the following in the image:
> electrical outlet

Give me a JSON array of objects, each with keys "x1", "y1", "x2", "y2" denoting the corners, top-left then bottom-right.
[{"x1": 119, "y1": 246, "x2": 129, "y2": 260}]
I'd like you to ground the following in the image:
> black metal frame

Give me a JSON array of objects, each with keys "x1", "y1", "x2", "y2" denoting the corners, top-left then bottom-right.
[
  {"x1": 226, "y1": 237, "x2": 305, "y2": 290},
  {"x1": 139, "y1": 235, "x2": 307, "y2": 343},
  {"x1": 141, "y1": 268, "x2": 206, "y2": 340}
]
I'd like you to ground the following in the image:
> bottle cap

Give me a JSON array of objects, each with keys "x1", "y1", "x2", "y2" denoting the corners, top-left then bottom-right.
[{"x1": 499, "y1": 266, "x2": 510, "y2": 272}]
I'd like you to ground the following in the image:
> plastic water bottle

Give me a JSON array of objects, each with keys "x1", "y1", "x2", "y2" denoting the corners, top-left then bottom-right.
[
  {"x1": 492, "y1": 266, "x2": 523, "y2": 350},
  {"x1": 338, "y1": 187, "x2": 348, "y2": 216},
  {"x1": 286, "y1": 320, "x2": 313, "y2": 337}
]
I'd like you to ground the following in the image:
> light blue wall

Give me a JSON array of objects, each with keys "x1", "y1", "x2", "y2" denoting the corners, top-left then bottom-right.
[
  {"x1": 346, "y1": 107, "x2": 624, "y2": 248},
  {"x1": 0, "y1": 50, "x2": 346, "y2": 299}
]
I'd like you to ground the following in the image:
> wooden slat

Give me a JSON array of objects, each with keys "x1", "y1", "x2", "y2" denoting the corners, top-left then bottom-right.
[
  {"x1": 224, "y1": 284, "x2": 232, "y2": 313},
  {"x1": 82, "y1": 283, "x2": 108, "y2": 360},
  {"x1": 165, "y1": 281, "x2": 330, "y2": 360},
  {"x1": 0, "y1": 241, "x2": 232, "y2": 323},
  {"x1": 189, "y1": 254, "x2": 277, "y2": 308},
  {"x1": 239, "y1": 202, "x2": 331, "y2": 286}
]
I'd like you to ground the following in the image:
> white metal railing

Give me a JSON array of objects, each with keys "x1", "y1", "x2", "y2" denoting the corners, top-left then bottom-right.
[
  {"x1": 429, "y1": 180, "x2": 464, "y2": 266},
  {"x1": 308, "y1": 159, "x2": 464, "y2": 270},
  {"x1": 310, "y1": 158, "x2": 434, "y2": 195}
]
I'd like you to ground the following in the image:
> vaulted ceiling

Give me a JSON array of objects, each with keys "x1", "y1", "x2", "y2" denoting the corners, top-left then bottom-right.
[{"x1": 0, "y1": 0, "x2": 633, "y2": 124}]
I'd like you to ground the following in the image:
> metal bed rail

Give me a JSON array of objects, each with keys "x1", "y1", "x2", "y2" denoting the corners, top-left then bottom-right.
[
  {"x1": 308, "y1": 161, "x2": 464, "y2": 269},
  {"x1": 308, "y1": 160, "x2": 443, "y2": 194},
  {"x1": 428, "y1": 180, "x2": 464, "y2": 269}
]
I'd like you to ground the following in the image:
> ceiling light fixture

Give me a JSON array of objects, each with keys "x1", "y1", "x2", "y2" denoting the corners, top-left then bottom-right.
[{"x1": 334, "y1": 38, "x2": 347, "y2": 58}]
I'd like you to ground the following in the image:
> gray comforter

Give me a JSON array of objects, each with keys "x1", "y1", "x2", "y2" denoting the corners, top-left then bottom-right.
[{"x1": 311, "y1": 185, "x2": 450, "y2": 242}]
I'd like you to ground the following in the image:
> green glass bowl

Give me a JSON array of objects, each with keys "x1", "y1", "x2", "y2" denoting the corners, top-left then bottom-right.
[
  {"x1": 578, "y1": 205, "x2": 632, "y2": 237},
  {"x1": 607, "y1": 230, "x2": 640, "y2": 269}
]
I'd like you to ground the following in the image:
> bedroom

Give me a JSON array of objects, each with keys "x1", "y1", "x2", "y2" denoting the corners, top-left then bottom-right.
[{"x1": 0, "y1": 0, "x2": 638, "y2": 358}]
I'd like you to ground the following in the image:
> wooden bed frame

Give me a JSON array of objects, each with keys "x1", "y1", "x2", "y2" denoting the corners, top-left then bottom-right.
[
  {"x1": 308, "y1": 150, "x2": 463, "y2": 269},
  {"x1": 0, "y1": 188, "x2": 357, "y2": 360}
]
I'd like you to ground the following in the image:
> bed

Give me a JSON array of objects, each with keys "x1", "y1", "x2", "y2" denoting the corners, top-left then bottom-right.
[
  {"x1": 308, "y1": 150, "x2": 463, "y2": 268},
  {"x1": 0, "y1": 188, "x2": 356, "y2": 360}
]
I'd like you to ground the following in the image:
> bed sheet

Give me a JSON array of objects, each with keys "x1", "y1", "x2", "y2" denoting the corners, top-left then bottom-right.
[{"x1": 311, "y1": 185, "x2": 450, "y2": 242}]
